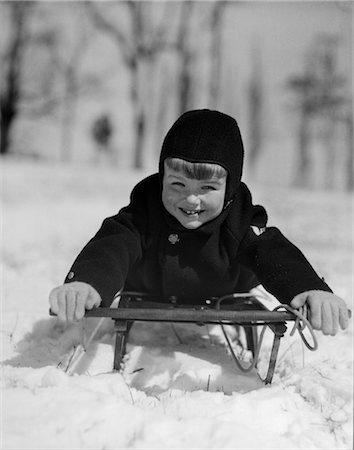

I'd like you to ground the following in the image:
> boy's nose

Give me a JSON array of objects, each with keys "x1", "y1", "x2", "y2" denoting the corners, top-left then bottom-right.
[{"x1": 185, "y1": 194, "x2": 200, "y2": 206}]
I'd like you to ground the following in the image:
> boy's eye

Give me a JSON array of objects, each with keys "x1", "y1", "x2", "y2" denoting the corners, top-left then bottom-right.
[
  {"x1": 171, "y1": 181, "x2": 185, "y2": 187},
  {"x1": 202, "y1": 185, "x2": 216, "y2": 191}
]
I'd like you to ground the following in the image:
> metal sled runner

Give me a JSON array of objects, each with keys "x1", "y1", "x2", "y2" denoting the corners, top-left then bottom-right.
[{"x1": 81, "y1": 292, "x2": 313, "y2": 384}]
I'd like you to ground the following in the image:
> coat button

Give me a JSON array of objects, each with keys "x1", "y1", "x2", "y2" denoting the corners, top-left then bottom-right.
[
  {"x1": 168, "y1": 233, "x2": 180, "y2": 244},
  {"x1": 67, "y1": 271, "x2": 75, "y2": 280}
]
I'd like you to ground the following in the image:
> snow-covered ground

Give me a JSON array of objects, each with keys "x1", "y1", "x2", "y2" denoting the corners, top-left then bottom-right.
[{"x1": 1, "y1": 159, "x2": 353, "y2": 449}]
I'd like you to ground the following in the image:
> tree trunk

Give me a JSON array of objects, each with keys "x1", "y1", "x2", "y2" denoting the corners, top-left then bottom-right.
[
  {"x1": 209, "y1": 1, "x2": 226, "y2": 109},
  {"x1": 247, "y1": 42, "x2": 263, "y2": 168},
  {"x1": 0, "y1": 3, "x2": 29, "y2": 155},
  {"x1": 86, "y1": 1, "x2": 180, "y2": 169},
  {"x1": 295, "y1": 110, "x2": 311, "y2": 187},
  {"x1": 345, "y1": 111, "x2": 354, "y2": 191},
  {"x1": 176, "y1": 1, "x2": 194, "y2": 116},
  {"x1": 60, "y1": 69, "x2": 77, "y2": 163},
  {"x1": 133, "y1": 109, "x2": 146, "y2": 169},
  {"x1": 322, "y1": 118, "x2": 336, "y2": 189},
  {"x1": 130, "y1": 57, "x2": 146, "y2": 169},
  {"x1": 0, "y1": 114, "x2": 14, "y2": 155}
]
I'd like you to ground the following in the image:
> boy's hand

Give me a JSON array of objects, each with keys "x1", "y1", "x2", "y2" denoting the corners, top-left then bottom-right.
[
  {"x1": 49, "y1": 282, "x2": 102, "y2": 322},
  {"x1": 290, "y1": 290, "x2": 349, "y2": 336}
]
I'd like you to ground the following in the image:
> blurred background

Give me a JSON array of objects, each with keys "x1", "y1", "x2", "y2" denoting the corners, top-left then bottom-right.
[{"x1": 0, "y1": 0, "x2": 353, "y2": 189}]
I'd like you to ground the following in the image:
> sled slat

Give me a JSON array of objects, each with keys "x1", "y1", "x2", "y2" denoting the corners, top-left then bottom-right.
[{"x1": 83, "y1": 307, "x2": 296, "y2": 324}]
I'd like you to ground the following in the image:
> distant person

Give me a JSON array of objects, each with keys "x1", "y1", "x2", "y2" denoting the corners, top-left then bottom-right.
[
  {"x1": 91, "y1": 113, "x2": 114, "y2": 164},
  {"x1": 50, "y1": 109, "x2": 349, "y2": 336}
]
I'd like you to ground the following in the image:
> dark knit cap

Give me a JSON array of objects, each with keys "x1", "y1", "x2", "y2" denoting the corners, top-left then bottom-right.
[{"x1": 159, "y1": 109, "x2": 244, "y2": 203}]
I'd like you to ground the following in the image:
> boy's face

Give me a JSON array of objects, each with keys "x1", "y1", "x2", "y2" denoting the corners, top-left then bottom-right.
[{"x1": 162, "y1": 161, "x2": 227, "y2": 229}]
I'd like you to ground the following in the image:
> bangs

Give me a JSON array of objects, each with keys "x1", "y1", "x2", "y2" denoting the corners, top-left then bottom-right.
[{"x1": 165, "y1": 158, "x2": 227, "y2": 180}]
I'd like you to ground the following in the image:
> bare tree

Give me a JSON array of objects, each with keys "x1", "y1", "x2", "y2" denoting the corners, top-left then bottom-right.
[
  {"x1": 1, "y1": 2, "x2": 92, "y2": 160},
  {"x1": 0, "y1": 1, "x2": 33, "y2": 155},
  {"x1": 312, "y1": 35, "x2": 347, "y2": 189},
  {"x1": 86, "y1": 1, "x2": 176, "y2": 169},
  {"x1": 288, "y1": 34, "x2": 349, "y2": 189},
  {"x1": 175, "y1": 1, "x2": 228, "y2": 114},
  {"x1": 59, "y1": 43, "x2": 84, "y2": 163},
  {"x1": 175, "y1": 1, "x2": 196, "y2": 116},
  {"x1": 335, "y1": 0, "x2": 353, "y2": 191},
  {"x1": 344, "y1": 106, "x2": 353, "y2": 190},
  {"x1": 208, "y1": 1, "x2": 226, "y2": 109},
  {"x1": 288, "y1": 73, "x2": 314, "y2": 187},
  {"x1": 247, "y1": 41, "x2": 264, "y2": 169},
  {"x1": 50, "y1": 5, "x2": 91, "y2": 162}
]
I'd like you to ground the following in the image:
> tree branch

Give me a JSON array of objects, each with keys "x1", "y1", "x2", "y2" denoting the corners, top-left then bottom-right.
[{"x1": 84, "y1": 1, "x2": 132, "y2": 65}]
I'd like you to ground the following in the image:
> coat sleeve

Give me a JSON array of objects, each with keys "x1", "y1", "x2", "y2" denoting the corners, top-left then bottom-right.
[
  {"x1": 238, "y1": 226, "x2": 332, "y2": 304},
  {"x1": 64, "y1": 200, "x2": 143, "y2": 307}
]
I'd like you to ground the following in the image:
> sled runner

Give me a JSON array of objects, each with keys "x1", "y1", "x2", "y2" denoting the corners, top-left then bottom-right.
[{"x1": 57, "y1": 292, "x2": 319, "y2": 384}]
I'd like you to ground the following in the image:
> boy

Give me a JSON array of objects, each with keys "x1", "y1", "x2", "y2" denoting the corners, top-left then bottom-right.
[{"x1": 49, "y1": 109, "x2": 349, "y2": 336}]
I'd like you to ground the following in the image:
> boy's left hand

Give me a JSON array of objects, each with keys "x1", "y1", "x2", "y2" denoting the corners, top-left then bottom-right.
[{"x1": 290, "y1": 290, "x2": 349, "y2": 336}]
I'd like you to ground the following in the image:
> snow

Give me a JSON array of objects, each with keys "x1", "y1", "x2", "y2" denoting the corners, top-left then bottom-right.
[{"x1": 1, "y1": 159, "x2": 353, "y2": 449}]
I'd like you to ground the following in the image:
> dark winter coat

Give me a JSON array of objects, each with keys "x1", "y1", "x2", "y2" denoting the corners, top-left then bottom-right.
[{"x1": 64, "y1": 174, "x2": 331, "y2": 306}]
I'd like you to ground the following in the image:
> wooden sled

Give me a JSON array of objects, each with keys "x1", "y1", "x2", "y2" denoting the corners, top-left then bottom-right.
[{"x1": 81, "y1": 292, "x2": 303, "y2": 384}]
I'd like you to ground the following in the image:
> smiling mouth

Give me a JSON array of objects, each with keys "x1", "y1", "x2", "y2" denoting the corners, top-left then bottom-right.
[{"x1": 180, "y1": 208, "x2": 204, "y2": 217}]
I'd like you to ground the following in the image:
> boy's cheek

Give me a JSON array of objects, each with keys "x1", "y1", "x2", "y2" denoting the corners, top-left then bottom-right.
[
  {"x1": 162, "y1": 189, "x2": 177, "y2": 205},
  {"x1": 162, "y1": 192, "x2": 175, "y2": 214}
]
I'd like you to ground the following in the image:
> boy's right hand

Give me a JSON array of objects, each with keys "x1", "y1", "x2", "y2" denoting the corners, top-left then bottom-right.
[{"x1": 49, "y1": 282, "x2": 102, "y2": 322}]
